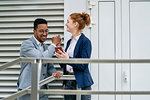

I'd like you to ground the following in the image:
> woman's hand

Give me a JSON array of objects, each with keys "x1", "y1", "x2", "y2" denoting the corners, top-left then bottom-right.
[{"x1": 55, "y1": 49, "x2": 69, "y2": 58}]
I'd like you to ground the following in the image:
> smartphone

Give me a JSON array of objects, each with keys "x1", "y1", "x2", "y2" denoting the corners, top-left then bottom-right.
[{"x1": 55, "y1": 46, "x2": 63, "y2": 52}]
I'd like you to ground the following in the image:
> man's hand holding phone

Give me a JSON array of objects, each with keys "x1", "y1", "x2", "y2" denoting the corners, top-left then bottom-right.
[{"x1": 52, "y1": 72, "x2": 63, "y2": 79}]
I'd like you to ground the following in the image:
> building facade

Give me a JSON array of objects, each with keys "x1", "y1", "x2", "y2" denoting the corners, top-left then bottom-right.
[{"x1": 0, "y1": 0, "x2": 150, "y2": 100}]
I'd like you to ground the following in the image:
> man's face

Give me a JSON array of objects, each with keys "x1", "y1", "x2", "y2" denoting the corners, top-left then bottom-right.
[{"x1": 34, "y1": 24, "x2": 48, "y2": 43}]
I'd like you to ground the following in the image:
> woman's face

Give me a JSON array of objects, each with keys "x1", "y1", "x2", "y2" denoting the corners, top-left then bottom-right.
[{"x1": 65, "y1": 16, "x2": 77, "y2": 33}]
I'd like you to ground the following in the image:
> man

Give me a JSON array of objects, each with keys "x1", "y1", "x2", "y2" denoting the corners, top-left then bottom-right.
[{"x1": 17, "y1": 18, "x2": 62, "y2": 100}]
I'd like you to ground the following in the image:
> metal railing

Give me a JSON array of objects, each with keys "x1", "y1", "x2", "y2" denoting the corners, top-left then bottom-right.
[{"x1": 1, "y1": 57, "x2": 150, "y2": 100}]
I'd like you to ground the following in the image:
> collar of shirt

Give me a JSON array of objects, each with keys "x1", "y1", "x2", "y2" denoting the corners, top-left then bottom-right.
[
  {"x1": 33, "y1": 36, "x2": 43, "y2": 46},
  {"x1": 70, "y1": 34, "x2": 81, "y2": 41}
]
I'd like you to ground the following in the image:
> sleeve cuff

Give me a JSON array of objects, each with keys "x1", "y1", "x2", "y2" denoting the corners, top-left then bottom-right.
[{"x1": 51, "y1": 43, "x2": 56, "y2": 47}]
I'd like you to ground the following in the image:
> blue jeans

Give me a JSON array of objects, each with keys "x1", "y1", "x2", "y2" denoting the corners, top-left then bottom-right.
[
  {"x1": 81, "y1": 86, "x2": 91, "y2": 100},
  {"x1": 64, "y1": 80, "x2": 91, "y2": 100}
]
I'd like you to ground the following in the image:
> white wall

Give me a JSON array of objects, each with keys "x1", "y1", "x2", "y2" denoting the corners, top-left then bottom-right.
[
  {"x1": 65, "y1": 1, "x2": 150, "y2": 100},
  {"x1": 64, "y1": 0, "x2": 87, "y2": 47}
]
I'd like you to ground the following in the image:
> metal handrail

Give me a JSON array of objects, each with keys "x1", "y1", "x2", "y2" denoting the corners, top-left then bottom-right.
[
  {"x1": 1, "y1": 57, "x2": 150, "y2": 100},
  {"x1": 42, "y1": 58, "x2": 150, "y2": 63},
  {"x1": 0, "y1": 58, "x2": 20, "y2": 71},
  {"x1": 0, "y1": 57, "x2": 36, "y2": 71},
  {"x1": 2, "y1": 57, "x2": 150, "y2": 71},
  {"x1": 37, "y1": 90, "x2": 150, "y2": 95},
  {"x1": 3, "y1": 75, "x2": 75, "y2": 100}
]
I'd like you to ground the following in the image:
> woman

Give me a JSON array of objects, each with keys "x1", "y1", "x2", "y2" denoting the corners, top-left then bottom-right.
[{"x1": 55, "y1": 12, "x2": 94, "y2": 100}]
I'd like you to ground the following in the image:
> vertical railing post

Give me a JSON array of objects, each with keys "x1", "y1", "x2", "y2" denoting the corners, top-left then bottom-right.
[
  {"x1": 77, "y1": 88, "x2": 81, "y2": 100},
  {"x1": 31, "y1": 59, "x2": 42, "y2": 100}
]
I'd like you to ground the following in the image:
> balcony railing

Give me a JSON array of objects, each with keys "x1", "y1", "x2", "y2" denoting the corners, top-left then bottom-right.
[{"x1": 1, "y1": 57, "x2": 150, "y2": 100}]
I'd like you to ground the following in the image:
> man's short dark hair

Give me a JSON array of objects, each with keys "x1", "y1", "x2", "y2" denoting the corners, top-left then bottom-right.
[{"x1": 34, "y1": 18, "x2": 47, "y2": 30}]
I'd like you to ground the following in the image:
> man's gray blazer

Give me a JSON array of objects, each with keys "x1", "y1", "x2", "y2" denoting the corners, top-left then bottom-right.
[{"x1": 17, "y1": 36, "x2": 56, "y2": 90}]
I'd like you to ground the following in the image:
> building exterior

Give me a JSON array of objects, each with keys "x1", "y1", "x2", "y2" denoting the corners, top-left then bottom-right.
[{"x1": 0, "y1": 0, "x2": 150, "y2": 100}]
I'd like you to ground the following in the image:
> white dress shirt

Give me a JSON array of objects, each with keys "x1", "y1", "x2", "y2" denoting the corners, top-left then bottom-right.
[
  {"x1": 66, "y1": 34, "x2": 81, "y2": 73},
  {"x1": 33, "y1": 36, "x2": 44, "y2": 52},
  {"x1": 33, "y1": 36, "x2": 56, "y2": 52}
]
